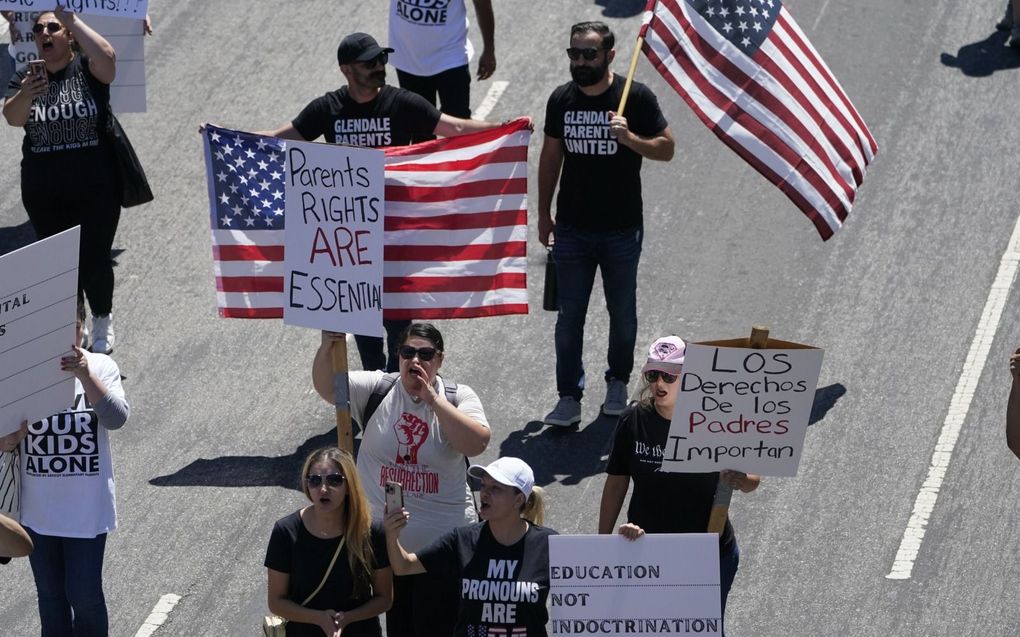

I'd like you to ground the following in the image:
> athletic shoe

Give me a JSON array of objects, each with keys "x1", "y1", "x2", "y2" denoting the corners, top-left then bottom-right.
[
  {"x1": 998, "y1": 1, "x2": 1014, "y2": 30},
  {"x1": 544, "y1": 397, "x2": 582, "y2": 427},
  {"x1": 91, "y1": 314, "x2": 115, "y2": 354},
  {"x1": 601, "y1": 379, "x2": 628, "y2": 416}
]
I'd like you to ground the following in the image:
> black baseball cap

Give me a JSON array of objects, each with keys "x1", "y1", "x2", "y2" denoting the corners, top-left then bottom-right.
[{"x1": 337, "y1": 32, "x2": 395, "y2": 65}]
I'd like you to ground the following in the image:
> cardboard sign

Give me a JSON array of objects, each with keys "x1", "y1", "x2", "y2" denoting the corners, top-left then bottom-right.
[
  {"x1": 282, "y1": 140, "x2": 385, "y2": 336},
  {"x1": 4, "y1": 12, "x2": 146, "y2": 112},
  {"x1": 549, "y1": 534, "x2": 721, "y2": 636},
  {"x1": 662, "y1": 340, "x2": 823, "y2": 477},
  {"x1": 0, "y1": 1, "x2": 148, "y2": 20},
  {"x1": 0, "y1": 227, "x2": 79, "y2": 437}
]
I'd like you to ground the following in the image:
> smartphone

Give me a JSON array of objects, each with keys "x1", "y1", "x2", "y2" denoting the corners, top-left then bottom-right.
[
  {"x1": 27, "y1": 59, "x2": 47, "y2": 85},
  {"x1": 385, "y1": 481, "x2": 404, "y2": 512}
]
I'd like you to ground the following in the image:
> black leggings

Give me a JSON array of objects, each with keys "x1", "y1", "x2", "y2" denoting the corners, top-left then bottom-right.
[
  {"x1": 22, "y1": 181, "x2": 121, "y2": 316},
  {"x1": 397, "y1": 65, "x2": 472, "y2": 142}
]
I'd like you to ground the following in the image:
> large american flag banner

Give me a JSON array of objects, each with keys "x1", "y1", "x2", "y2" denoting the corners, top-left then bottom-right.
[
  {"x1": 640, "y1": 0, "x2": 878, "y2": 240},
  {"x1": 202, "y1": 119, "x2": 530, "y2": 319}
]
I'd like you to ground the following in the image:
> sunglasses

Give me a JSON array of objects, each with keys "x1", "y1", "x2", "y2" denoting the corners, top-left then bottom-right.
[
  {"x1": 358, "y1": 52, "x2": 389, "y2": 68},
  {"x1": 32, "y1": 22, "x2": 63, "y2": 35},
  {"x1": 399, "y1": 345, "x2": 439, "y2": 362},
  {"x1": 644, "y1": 370, "x2": 679, "y2": 384},
  {"x1": 306, "y1": 473, "x2": 346, "y2": 488},
  {"x1": 566, "y1": 47, "x2": 603, "y2": 61}
]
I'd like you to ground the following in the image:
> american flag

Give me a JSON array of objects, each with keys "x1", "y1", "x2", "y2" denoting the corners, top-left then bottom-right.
[
  {"x1": 202, "y1": 119, "x2": 530, "y2": 319},
  {"x1": 639, "y1": 0, "x2": 878, "y2": 240}
]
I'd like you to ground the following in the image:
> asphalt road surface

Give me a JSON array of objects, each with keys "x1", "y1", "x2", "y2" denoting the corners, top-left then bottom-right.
[{"x1": 2, "y1": 1, "x2": 1019, "y2": 635}]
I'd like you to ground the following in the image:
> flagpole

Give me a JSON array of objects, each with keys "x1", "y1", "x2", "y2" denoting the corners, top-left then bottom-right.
[
  {"x1": 331, "y1": 337, "x2": 354, "y2": 454},
  {"x1": 616, "y1": 34, "x2": 646, "y2": 115},
  {"x1": 707, "y1": 325, "x2": 769, "y2": 534}
]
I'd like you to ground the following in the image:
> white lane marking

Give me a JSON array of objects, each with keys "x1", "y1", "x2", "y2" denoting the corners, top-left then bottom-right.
[
  {"x1": 473, "y1": 81, "x2": 509, "y2": 121},
  {"x1": 812, "y1": 0, "x2": 832, "y2": 30},
  {"x1": 134, "y1": 594, "x2": 182, "y2": 637},
  {"x1": 886, "y1": 215, "x2": 1020, "y2": 580}
]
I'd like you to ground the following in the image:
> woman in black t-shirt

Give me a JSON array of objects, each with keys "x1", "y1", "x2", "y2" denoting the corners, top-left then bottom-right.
[
  {"x1": 265, "y1": 448, "x2": 392, "y2": 637},
  {"x1": 598, "y1": 335, "x2": 760, "y2": 629},
  {"x1": 2, "y1": 8, "x2": 122, "y2": 354},
  {"x1": 383, "y1": 457, "x2": 557, "y2": 637}
]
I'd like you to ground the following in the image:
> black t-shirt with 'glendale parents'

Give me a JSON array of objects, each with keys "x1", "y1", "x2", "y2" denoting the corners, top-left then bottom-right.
[{"x1": 291, "y1": 85, "x2": 441, "y2": 148}]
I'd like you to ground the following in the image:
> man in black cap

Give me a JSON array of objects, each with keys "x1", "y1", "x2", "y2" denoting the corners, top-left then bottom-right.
[{"x1": 261, "y1": 32, "x2": 501, "y2": 374}]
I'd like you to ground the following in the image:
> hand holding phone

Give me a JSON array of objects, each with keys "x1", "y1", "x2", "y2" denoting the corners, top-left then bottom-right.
[
  {"x1": 26, "y1": 60, "x2": 47, "y2": 94},
  {"x1": 385, "y1": 481, "x2": 404, "y2": 513}
]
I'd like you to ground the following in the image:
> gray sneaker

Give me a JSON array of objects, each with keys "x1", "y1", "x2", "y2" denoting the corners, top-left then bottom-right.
[
  {"x1": 544, "y1": 397, "x2": 582, "y2": 427},
  {"x1": 601, "y1": 379, "x2": 628, "y2": 416}
]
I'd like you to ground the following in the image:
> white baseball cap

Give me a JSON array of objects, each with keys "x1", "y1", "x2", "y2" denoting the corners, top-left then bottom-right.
[{"x1": 468, "y1": 457, "x2": 534, "y2": 497}]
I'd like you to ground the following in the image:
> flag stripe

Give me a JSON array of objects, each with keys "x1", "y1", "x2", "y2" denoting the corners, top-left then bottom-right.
[
  {"x1": 213, "y1": 244, "x2": 285, "y2": 262},
  {"x1": 384, "y1": 256, "x2": 527, "y2": 278},
  {"x1": 641, "y1": 0, "x2": 877, "y2": 239},
  {"x1": 386, "y1": 210, "x2": 526, "y2": 231},
  {"x1": 385, "y1": 194, "x2": 527, "y2": 218},
  {"x1": 385, "y1": 225, "x2": 527, "y2": 247},
  {"x1": 385, "y1": 304, "x2": 528, "y2": 320},
  {"x1": 216, "y1": 276, "x2": 284, "y2": 293},
  {"x1": 385, "y1": 145, "x2": 528, "y2": 172},
  {"x1": 384, "y1": 273, "x2": 526, "y2": 293},
  {"x1": 385, "y1": 177, "x2": 528, "y2": 203},
  {"x1": 384, "y1": 241, "x2": 527, "y2": 262}
]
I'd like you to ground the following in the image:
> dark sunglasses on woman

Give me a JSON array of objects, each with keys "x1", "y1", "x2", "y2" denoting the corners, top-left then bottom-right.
[
  {"x1": 566, "y1": 47, "x2": 602, "y2": 61},
  {"x1": 644, "y1": 370, "x2": 678, "y2": 384},
  {"x1": 32, "y1": 22, "x2": 63, "y2": 35},
  {"x1": 306, "y1": 473, "x2": 346, "y2": 488},
  {"x1": 399, "y1": 345, "x2": 438, "y2": 362}
]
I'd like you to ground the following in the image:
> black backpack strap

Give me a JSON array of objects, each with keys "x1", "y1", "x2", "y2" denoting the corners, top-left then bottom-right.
[{"x1": 363, "y1": 372, "x2": 400, "y2": 426}]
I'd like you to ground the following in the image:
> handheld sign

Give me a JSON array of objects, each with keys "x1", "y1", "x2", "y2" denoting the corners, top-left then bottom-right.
[
  {"x1": 0, "y1": 1, "x2": 148, "y2": 20},
  {"x1": 282, "y1": 140, "x2": 385, "y2": 337},
  {"x1": 663, "y1": 337, "x2": 823, "y2": 477},
  {"x1": 549, "y1": 534, "x2": 721, "y2": 636},
  {"x1": 0, "y1": 227, "x2": 79, "y2": 437}
]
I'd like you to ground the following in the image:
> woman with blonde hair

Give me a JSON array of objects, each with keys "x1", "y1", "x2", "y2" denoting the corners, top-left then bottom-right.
[
  {"x1": 383, "y1": 457, "x2": 557, "y2": 637},
  {"x1": 265, "y1": 448, "x2": 392, "y2": 637}
]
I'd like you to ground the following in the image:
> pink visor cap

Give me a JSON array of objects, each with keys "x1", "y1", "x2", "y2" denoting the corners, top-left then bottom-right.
[
  {"x1": 640, "y1": 335, "x2": 686, "y2": 374},
  {"x1": 468, "y1": 457, "x2": 534, "y2": 497}
]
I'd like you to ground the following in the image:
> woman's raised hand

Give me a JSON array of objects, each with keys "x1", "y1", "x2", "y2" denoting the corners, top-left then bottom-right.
[
  {"x1": 60, "y1": 344, "x2": 90, "y2": 380},
  {"x1": 382, "y1": 508, "x2": 409, "y2": 536},
  {"x1": 618, "y1": 523, "x2": 645, "y2": 541}
]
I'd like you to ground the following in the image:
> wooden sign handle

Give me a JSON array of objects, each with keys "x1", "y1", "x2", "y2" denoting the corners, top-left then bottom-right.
[
  {"x1": 707, "y1": 325, "x2": 769, "y2": 534},
  {"x1": 331, "y1": 336, "x2": 354, "y2": 454}
]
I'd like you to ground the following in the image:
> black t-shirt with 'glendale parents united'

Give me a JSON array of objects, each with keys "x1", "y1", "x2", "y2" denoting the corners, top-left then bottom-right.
[
  {"x1": 543, "y1": 73, "x2": 668, "y2": 231},
  {"x1": 418, "y1": 521, "x2": 558, "y2": 637},
  {"x1": 291, "y1": 85, "x2": 441, "y2": 147},
  {"x1": 607, "y1": 402, "x2": 735, "y2": 548}
]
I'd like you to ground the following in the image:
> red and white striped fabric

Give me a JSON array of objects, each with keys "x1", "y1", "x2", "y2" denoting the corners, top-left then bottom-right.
[
  {"x1": 639, "y1": 0, "x2": 878, "y2": 240},
  {"x1": 204, "y1": 119, "x2": 530, "y2": 319}
]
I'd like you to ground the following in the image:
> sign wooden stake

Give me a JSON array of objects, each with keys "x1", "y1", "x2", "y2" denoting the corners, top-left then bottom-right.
[
  {"x1": 331, "y1": 337, "x2": 354, "y2": 454},
  {"x1": 616, "y1": 34, "x2": 647, "y2": 115},
  {"x1": 707, "y1": 325, "x2": 770, "y2": 534}
]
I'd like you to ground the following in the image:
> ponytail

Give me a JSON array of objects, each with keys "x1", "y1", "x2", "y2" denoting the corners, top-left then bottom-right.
[{"x1": 520, "y1": 486, "x2": 546, "y2": 526}]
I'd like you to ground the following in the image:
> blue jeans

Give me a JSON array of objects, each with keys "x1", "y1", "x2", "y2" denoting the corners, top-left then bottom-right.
[
  {"x1": 552, "y1": 225, "x2": 643, "y2": 400},
  {"x1": 26, "y1": 528, "x2": 108, "y2": 637},
  {"x1": 719, "y1": 538, "x2": 740, "y2": 636}
]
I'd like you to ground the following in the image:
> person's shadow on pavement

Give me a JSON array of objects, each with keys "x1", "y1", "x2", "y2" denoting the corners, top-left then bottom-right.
[{"x1": 941, "y1": 30, "x2": 1020, "y2": 76}]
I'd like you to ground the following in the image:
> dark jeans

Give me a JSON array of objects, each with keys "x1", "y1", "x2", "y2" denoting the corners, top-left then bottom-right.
[
  {"x1": 719, "y1": 537, "x2": 740, "y2": 634},
  {"x1": 386, "y1": 570, "x2": 460, "y2": 637},
  {"x1": 22, "y1": 178, "x2": 121, "y2": 316},
  {"x1": 551, "y1": 225, "x2": 643, "y2": 400},
  {"x1": 396, "y1": 65, "x2": 471, "y2": 142},
  {"x1": 354, "y1": 319, "x2": 410, "y2": 372},
  {"x1": 26, "y1": 528, "x2": 108, "y2": 637}
]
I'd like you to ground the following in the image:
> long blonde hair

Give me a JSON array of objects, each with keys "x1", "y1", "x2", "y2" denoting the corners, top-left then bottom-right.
[{"x1": 301, "y1": 448, "x2": 375, "y2": 598}]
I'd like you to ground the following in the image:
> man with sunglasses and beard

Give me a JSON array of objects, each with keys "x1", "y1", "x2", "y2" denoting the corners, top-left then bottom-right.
[
  {"x1": 260, "y1": 32, "x2": 502, "y2": 374},
  {"x1": 538, "y1": 21, "x2": 675, "y2": 429}
]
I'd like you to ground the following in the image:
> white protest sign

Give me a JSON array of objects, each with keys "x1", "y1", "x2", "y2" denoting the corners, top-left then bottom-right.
[
  {"x1": 5, "y1": 11, "x2": 146, "y2": 112},
  {"x1": 662, "y1": 340, "x2": 823, "y2": 477},
  {"x1": 0, "y1": 0, "x2": 147, "y2": 20},
  {"x1": 283, "y1": 140, "x2": 385, "y2": 337},
  {"x1": 0, "y1": 226, "x2": 79, "y2": 437},
  {"x1": 549, "y1": 534, "x2": 721, "y2": 636}
]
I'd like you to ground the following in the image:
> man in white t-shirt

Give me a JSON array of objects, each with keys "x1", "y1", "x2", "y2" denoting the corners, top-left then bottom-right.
[{"x1": 388, "y1": 0, "x2": 494, "y2": 137}]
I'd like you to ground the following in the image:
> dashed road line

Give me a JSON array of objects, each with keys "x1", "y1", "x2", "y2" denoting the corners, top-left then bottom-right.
[
  {"x1": 886, "y1": 214, "x2": 1020, "y2": 580},
  {"x1": 473, "y1": 81, "x2": 510, "y2": 120},
  {"x1": 134, "y1": 594, "x2": 182, "y2": 637}
]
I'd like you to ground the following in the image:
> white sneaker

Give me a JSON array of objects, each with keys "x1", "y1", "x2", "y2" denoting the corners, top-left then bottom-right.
[
  {"x1": 544, "y1": 397, "x2": 582, "y2": 427},
  {"x1": 91, "y1": 314, "x2": 115, "y2": 354},
  {"x1": 601, "y1": 379, "x2": 628, "y2": 416}
]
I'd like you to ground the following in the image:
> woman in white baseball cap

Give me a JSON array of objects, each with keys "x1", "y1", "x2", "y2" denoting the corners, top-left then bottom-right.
[
  {"x1": 383, "y1": 457, "x2": 558, "y2": 637},
  {"x1": 597, "y1": 335, "x2": 759, "y2": 634}
]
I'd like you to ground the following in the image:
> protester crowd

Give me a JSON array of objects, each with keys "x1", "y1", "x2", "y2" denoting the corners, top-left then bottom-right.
[{"x1": 1, "y1": 3, "x2": 1019, "y2": 637}]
